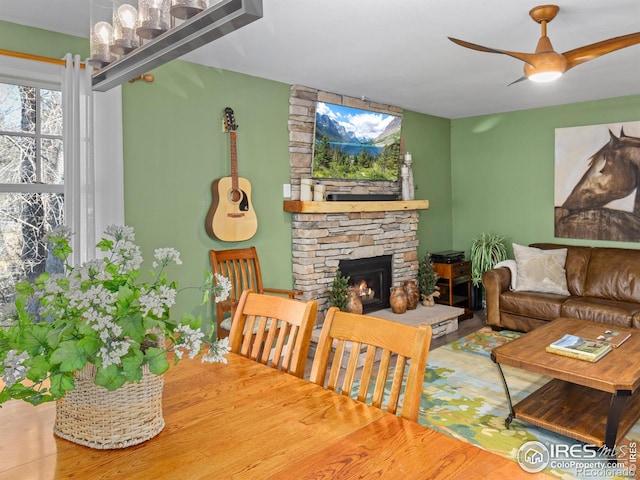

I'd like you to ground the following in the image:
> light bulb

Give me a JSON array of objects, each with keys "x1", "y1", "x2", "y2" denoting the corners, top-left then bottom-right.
[
  {"x1": 111, "y1": 3, "x2": 138, "y2": 54},
  {"x1": 94, "y1": 21, "x2": 113, "y2": 45},
  {"x1": 91, "y1": 21, "x2": 114, "y2": 66},
  {"x1": 528, "y1": 71, "x2": 563, "y2": 83},
  {"x1": 117, "y1": 4, "x2": 137, "y2": 29}
]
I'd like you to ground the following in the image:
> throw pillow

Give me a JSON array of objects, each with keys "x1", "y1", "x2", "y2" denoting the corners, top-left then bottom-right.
[{"x1": 512, "y1": 243, "x2": 570, "y2": 295}]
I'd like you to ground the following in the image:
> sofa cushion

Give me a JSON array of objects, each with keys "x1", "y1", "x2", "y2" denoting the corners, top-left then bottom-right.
[
  {"x1": 513, "y1": 243, "x2": 570, "y2": 295},
  {"x1": 500, "y1": 290, "x2": 565, "y2": 321},
  {"x1": 529, "y1": 244, "x2": 592, "y2": 296},
  {"x1": 560, "y1": 297, "x2": 640, "y2": 328},
  {"x1": 583, "y1": 248, "x2": 640, "y2": 303}
]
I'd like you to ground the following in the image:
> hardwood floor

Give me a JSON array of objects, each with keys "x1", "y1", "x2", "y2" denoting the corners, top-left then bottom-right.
[
  {"x1": 431, "y1": 309, "x2": 486, "y2": 349},
  {"x1": 304, "y1": 309, "x2": 487, "y2": 379}
]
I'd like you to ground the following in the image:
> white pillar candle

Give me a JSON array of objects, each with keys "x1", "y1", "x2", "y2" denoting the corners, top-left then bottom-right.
[
  {"x1": 313, "y1": 184, "x2": 326, "y2": 201},
  {"x1": 300, "y1": 178, "x2": 313, "y2": 201}
]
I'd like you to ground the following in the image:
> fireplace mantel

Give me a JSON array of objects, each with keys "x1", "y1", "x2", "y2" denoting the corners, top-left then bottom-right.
[{"x1": 283, "y1": 199, "x2": 429, "y2": 213}]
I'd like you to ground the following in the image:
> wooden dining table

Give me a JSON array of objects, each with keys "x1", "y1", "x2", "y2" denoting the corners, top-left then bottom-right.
[{"x1": 0, "y1": 353, "x2": 545, "y2": 479}]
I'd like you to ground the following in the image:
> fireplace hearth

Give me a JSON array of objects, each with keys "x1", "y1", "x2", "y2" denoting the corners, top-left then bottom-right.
[{"x1": 339, "y1": 255, "x2": 392, "y2": 314}]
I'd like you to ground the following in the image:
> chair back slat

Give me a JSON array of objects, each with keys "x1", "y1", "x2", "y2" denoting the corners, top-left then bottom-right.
[
  {"x1": 372, "y1": 349, "x2": 392, "y2": 409},
  {"x1": 310, "y1": 307, "x2": 432, "y2": 422},
  {"x1": 342, "y1": 342, "x2": 360, "y2": 396},
  {"x1": 356, "y1": 346, "x2": 376, "y2": 402},
  {"x1": 327, "y1": 340, "x2": 345, "y2": 391},
  {"x1": 229, "y1": 290, "x2": 318, "y2": 378}
]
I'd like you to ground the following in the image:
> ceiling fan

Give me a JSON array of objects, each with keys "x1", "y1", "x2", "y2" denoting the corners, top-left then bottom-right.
[{"x1": 448, "y1": 4, "x2": 640, "y2": 84}]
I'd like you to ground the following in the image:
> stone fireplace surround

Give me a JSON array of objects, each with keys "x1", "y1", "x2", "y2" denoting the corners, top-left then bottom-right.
[{"x1": 286, "y1": 85, "x2": 424, "y2": 324}]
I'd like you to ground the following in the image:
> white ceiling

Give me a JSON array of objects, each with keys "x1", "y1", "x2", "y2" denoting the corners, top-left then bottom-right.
[{"x1": 1, "y1": 0, "x2": 639, "y2": 118}]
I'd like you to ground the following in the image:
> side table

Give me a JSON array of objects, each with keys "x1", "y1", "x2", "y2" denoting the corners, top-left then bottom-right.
[{"x1": 433, "y1": 260, "x2": 473, "y2": 320}]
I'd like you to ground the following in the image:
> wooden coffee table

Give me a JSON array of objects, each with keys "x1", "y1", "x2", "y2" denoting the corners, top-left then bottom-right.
[{"x1": 492, "y1": 317, "x2": 640, "y2": 449}]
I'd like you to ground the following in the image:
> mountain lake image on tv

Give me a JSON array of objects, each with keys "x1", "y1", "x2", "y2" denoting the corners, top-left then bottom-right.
[{"x1": 313, "y1": 102, "x2": 402, "y2": 181}]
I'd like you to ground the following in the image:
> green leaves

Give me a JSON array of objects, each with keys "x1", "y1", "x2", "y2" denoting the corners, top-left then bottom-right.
[
  {"x1": 14, "y1": 280, "x2": 34, "y2": 297},
  {"x1": 20, "y1": 323, "x2": 52, "y2": 354},
  {"x1": 26, "y1": 355, "x2": 52, "y2": 382},
  {"x1": 50, "y1": 341, "x2": 88, "y2": 372},
  {"x1": 94, "y1": 365, "x2": 127, "y2": 391},
  {"x1": 145, "y1": 347, "x2": 170, "y2": 376},
  {"x1": 96, "y1": 238, "x2": 114, "y2": 252},
  {"x1": 470, "y1": 232, "x2": 508, "y2": 287},
  {"x1": 121, "y1": 350, "x2": 144, "y2": 383},
  {"x1": 0, "y1": 224, "x2": 227, "y2": 407},
  {"x1": 49, "y1": 372, "x2": 75, "y2": 399}
]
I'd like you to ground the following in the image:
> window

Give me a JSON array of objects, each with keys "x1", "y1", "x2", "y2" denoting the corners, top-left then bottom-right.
[{"x1": 0, "y1": 80, "x2": 64, "y2": 314}]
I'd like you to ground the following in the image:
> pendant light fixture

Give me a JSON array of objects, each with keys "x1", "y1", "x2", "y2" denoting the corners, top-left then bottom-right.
[
  {"x1": 90, "y1": 0, "x2": 117, "y2": 66},
  {"x1": 90, "y1": 0, "x2": 263, "y2": 91},
  {"x1": 111, "y1": 1, "x2": 139, "y2": 55}
]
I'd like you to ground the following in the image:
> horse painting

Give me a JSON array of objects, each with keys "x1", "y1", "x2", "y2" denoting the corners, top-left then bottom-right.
[{"x1": 555, "y1": 127, "x2": 640, "y2": 241}]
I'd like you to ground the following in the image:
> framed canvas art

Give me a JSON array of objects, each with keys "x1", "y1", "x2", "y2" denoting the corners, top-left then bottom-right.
[
  {"x1": 555, "y1": 121, "x2": 640, "y2": 241},
  {"x1": 312, "y1": 102, "x2": 402, "y2": 181}
]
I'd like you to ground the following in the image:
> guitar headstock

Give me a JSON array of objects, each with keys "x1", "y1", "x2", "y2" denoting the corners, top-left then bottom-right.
[{"x1": 223, "y1": 107, "x2": 238, "y2": 133}]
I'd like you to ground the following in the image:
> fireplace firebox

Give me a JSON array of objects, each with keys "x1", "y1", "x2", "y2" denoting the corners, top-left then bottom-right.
[{"x1": 338, "y1": 255, "x2": 392, "y2": 314}]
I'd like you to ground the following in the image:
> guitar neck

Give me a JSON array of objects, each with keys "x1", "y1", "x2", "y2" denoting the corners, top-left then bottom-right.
[{"x1": 230, "y1": 131, "x2": 238, "y2": 191}]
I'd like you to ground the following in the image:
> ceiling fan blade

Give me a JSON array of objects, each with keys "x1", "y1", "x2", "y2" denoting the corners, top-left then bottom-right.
[
  {"x1": 508, "y1": 76, "x2": 528, "y2": 86},
  {"x1": 448, "y1": 37, "x2": 538, "y2": 66},
  {"x1": 563, "y1": 32, "x2": 640, "y2": 71}
]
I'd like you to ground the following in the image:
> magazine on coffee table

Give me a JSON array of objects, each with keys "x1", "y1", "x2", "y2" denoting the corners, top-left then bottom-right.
[
  {"x1": 546, "y1": 333, "x2": 612, "y2": 362},
  {"x1": 574, "y1": 324, "x2": 631, "y2": 348}
]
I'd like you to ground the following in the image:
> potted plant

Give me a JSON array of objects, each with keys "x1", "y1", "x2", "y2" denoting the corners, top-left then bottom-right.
[
  {"x1": 469, "y1": 232, "x2": 507, "y2": 308},
  {"x1": 417, "y1": 252, "x2": 440, "y2": 306},
  {"x1": 0, "y1": 225, "x2": 233, "y2": 448},
  {"x1": 329, "y1": 269, "x2": 350, "y2": 312}
]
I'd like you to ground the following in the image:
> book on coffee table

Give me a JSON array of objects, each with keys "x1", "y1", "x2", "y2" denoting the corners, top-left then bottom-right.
[
  {"x1": 546, "y1": 333, "x2": 612, "y2": 362},
  {"x1": 574, "y1": 324, "x2": 631, "y2": 348}
]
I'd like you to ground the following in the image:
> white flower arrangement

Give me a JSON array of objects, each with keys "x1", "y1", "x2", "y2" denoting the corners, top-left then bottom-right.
[{"x1": 0, "y1": 225, "x2": 232, "y2": 406}]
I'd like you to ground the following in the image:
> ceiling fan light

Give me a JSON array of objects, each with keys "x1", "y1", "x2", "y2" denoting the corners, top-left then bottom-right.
[
  {"x1": 524, "y1": 52, "x2": 567, "y2": 83},
  {"x1": 528, "y1": 70, "x2": 563, "y2": 83}
]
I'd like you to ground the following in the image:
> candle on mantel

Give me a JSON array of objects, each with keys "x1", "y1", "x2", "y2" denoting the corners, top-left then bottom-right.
[{"x1": 404, "y1": 152, "x2": 414, "y2": 201}]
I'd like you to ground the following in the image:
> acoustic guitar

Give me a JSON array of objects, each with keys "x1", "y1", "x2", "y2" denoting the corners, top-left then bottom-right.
[{"x1": 205, "y1": 107, "x2": 258, "y2": 241}]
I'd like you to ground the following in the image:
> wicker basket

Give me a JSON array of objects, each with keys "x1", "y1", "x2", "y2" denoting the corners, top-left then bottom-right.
[{"x1": 53, "y1": 364, "x2": 165, "y2": 449}]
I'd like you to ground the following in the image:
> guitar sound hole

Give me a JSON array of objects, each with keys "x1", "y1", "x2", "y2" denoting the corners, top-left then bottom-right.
[
  {"x1": 228, "y1": 189, "x2": 250, "y2": 211},
  {"x1": 228, "y1": 189, "x2": 242, "y2": 203}
]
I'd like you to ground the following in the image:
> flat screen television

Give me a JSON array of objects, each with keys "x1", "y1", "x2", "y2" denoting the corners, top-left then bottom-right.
[{"x1": 312, "y1": 101, "x2": 402, "y2": 181}]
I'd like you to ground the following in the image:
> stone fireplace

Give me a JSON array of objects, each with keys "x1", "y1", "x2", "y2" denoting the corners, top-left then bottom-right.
[
  {"x1": 286, "y1": 85, "x2": 428, "y2": 323},
  {"x1": 288, "y1": 207, "x2": 423, "y2": 322},
  {"x1": 339, "y1": 255, "x2": 392, "y2": 314}
]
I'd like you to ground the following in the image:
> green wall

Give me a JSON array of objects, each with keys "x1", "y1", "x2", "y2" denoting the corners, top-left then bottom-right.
[
  {"x1": 10, "y1": 21, "x2": 640, "y2": 325},
  {"x1": 451, "y1": 94, "x2": 640, "y2": 257},
  {"x1": 402, "y1": 110, "x2": 453, "y2": 256},
  {"x1": 121, "y1": 61, "x2": 295, "y2": 320},
  {"x1": 0, "y1": 21, "x2": 88, "y2": 58},
  {"x1": 121, "y1": 60, "x2": 452, "y2": 322}
]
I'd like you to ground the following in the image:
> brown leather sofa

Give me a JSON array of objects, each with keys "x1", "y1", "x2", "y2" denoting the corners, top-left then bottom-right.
[{"x1": 483, "y1": 243, "x2": 640, "y2": 332}]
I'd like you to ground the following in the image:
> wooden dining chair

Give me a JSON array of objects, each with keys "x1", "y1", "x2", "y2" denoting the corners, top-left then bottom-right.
[
  {"x1": 229, "y1": 290, "x2": 318, "y2": 378},
  {"x1": 209, "y1": 247, "x2": 302, "y2": 339},
  {"x1": 309, "y1": 307, "x2": 432, "y2": 422}
]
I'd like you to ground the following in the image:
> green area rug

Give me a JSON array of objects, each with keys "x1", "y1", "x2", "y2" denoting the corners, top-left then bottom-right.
[{"x1": 419, "y1": 327, "x2": 639, "y2": 479}]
